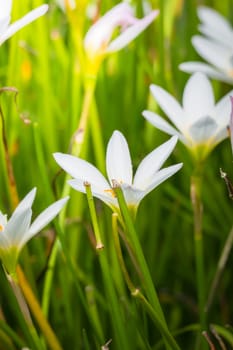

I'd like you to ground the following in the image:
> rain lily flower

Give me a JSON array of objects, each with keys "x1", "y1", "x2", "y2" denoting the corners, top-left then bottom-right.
[
  {"x1": 0, "y1": 188, "x2": 69, "y2": 276},
  {"x1": 179, "y1": 6, "x2": 233, "y2": 84},
  {"x1": 84, "y1": 3, "x2": 159, "y2": 69},
  {"x1": 0, "y1": 1, "x2": 49, "y2": 45},
  {"x1": 54, "y1": 131, "x2": 182, "y2": 213},
  {"x1": 142, "y1": 72, "x2": 233, "y2": 161}
]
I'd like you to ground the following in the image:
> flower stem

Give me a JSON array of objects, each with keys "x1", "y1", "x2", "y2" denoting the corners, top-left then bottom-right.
[
  {"x1": 16, "y1": 266, "x2": 63, "y2": 350},
  {"x1": 113, "y1": 185, "x2": 180, "y2": 350},
  {"x1": 190, "y1": 168, "x2": 207, "y2": 341}
]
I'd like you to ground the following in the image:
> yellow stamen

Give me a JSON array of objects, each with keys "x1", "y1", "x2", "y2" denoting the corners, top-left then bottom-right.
[
  {"x1": 0, "y1": 224, "x2": 4, "y2": 232},
  {"x1": 104, "y1": 189, "x2": 116, "y2": 198}
]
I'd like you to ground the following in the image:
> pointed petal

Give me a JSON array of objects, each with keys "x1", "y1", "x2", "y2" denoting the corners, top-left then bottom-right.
[
  {"x1": 213, "y1": 90, "x2": 233, "y2": 127},
  {"x1": 84, "y1": 3, "x2": 133, "y2": 55},
  {"x1": 142, "y1": 110, "x2": 184, "y2": 140},
  {"x1": 106, "y1": 130, "x2": 133, "y2": 186},
  {"x1": 0, "y1": 4, "x2": 49, "y2": 45},
  {"x1": 54, "y1": 153, "x2": 110, "y2": 191},
  {"x1": 182, "y1": 72, "x2": 215, "y2": 123},
  {"x1": 197, "y1": 6, "x2": 233, "y2": 46},
  {"x1": 68, "y1": 179, "x2": 117, "y2": 208},
  {"x1": 143, "y1": 164, "x2": 183, "y2": 197},
  {"x1": 179, "y1": 62, "x2": 233, "y2": 84},
  {"x1": 107, "y1": 10, "x2": 159, "y2": 52},
  {"x1": 0, "y1": 0, "x2": 12, "y2": 19},
  {"x1": 133, "y1": 136, "x2": 178, "y2": 189},
  {"x1": 13, "y1": 188, "x2": 37, "y2": 216},
  {"x1": 150, "y1": 84, "x2": 186, "y2": 131},
  {"x1": 192, "y1": 36, "x2": 232, "y2": 73},
  {"x1": 26, "y1": 197, "x2": 69, "y2": 243},
  {"x1": 5, "y1": 208, "x2": 32, "y2": 247}
]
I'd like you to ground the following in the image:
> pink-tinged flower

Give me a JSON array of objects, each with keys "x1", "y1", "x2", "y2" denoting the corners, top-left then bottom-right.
[
  {"x1": 84, "y1": 3, "x2": 159, "y2": 60},
  {"x1": 143, "y1": 73, "x2": 233, "y2": 161},
  {"x1": 54, "y1": 131, "x2": 182, "y2": 213},
  {"x1": 0, "y1": 188, "x2": 69, "y2": 275},
  {"x1": 0, "y1": 1, "x2": 49, "y2": 45}
]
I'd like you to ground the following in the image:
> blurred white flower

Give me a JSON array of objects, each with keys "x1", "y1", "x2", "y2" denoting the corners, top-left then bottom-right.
[
  {"x1": 54, "y1": 131, "x2": 182, "y2": 212},
  {"x1": 55, "y1": 0, "x2": 76, "y2": 11},
  {"x1": 179, "y1": 6, "x2": 233, "y2": 84},
  {"x1": 84, "y1": 2, "x2": 159, "y2": 61},
  {"x1": 230, "y1": 96, "x2": 233, "y2": 152},
  {"x1": 143, "y1": 73, "x2": 233, "y2": 160},
  {"x1": 0, "y1": 1, "x2": 49, "y2": 45},
  {"x1": 0, "y1": 188, "x2": 68, "y2": 275}
]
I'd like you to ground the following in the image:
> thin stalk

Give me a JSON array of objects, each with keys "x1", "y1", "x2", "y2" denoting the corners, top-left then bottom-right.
[
  {"x1": 205, "y1": 225, "x2": 233, "y2": 312},
  {"x1": 7, "y1": 272, "x2": 43, "y2": 350},
  {"x1": 190, "y1": 166, "x2": 207, "y2": 343},
  {"x1": 16, "y1": 266, "x2": 63, "y2": 350},
  {"x1": 85, "y1": 182, "x2": 104, "y2": 249},
  {"x1": 113, "y1": 185, "x2": 180, "y2": 350},
  {"x1": 113, "y1": 213, "x2": 180, "y2": 349},
  {"x1": 85, "y1": 187, "x2": 131, "y2": 349}
]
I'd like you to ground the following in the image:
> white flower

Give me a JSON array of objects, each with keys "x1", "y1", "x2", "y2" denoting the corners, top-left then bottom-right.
[
  {"x1": 54, "y1": 131, "x2": 182, "y2": 212},
  {"x1": 142, "y1": 73, "x2": 233, "y2": 160},
  {"x1": 84, "y1": 3, "x2": 159, "y2": 60},
  {"x1": 0, "y1": 188, "x2": 69, "y2": 275},
  {"x1": 179, "y1": 6, "x2": 233, "y2": 84},
  {"x1": 0, "y1": 1, "x2": 49, "y2": 45},
  {"x1": 56, "y1": 0, "x2": 76, "y2": 11}
]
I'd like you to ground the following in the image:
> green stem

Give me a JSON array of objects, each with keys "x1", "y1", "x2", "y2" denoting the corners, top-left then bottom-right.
[
  {"x1": 113, "y1": 185, "x2": 180, "y2": 350},
  {"x1": 190, "y1": 169, "x2": 207, "y2": 339}
]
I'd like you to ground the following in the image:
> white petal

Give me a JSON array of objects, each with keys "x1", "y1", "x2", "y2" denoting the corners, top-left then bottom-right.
[
  {"x1": 0, "y1": 0, "x2": 12, "y2": 19},
  {"x1": 182, "y1": 72, "x2": 215, "y2": 122},
  {"x1": 143, "y1": 164, "x2": 183, "y2": 197},
  {"x1": 0, "y1": 212, "x2": 7, "y2": 227},
  {"x1": 5, "y1": 208, "x2": 32, "y2": 247},
  {"x1": 106, "y1": 130, "x2": 133, "y2": 186},
  {"x1": 0, "y1": 4, "x2": 49, "y2": 45},
  {"x1": 13, "y1": 188, "x2": 37, "y2": 216},
  {"x1": 213, "y1": 127, "x2": 228, "y2": 145},
  {"x1": 121, "y1": 184, "x2": 145, "y2": 207},
  {"x1": 192, "y1": 36, "x2": 232, "y2": 73},
  {"x1": 133, "y1": 136, "x2": 178, "y2": 189},
  {"x1": 150, "y1": 84, "x2": 186, "y2": 131},
  {"x1": 197, "y1": 6, "x2": 233, "y2": 47},
  {"x1": 107, "y1": 10, "x2": 159, "y2": 52},
  {"x1": 142, "y1": 110, "x2": 184, "y2": 140},
  {"x1": 84, "y1": 3, "x2": 133, "y2": 55},
  {"x1": 189, "y1": 116, "x2": 218, "y2": 142},
  {"x1": 26, "y1": 197, "x2": 69, "y2": 242},
  {"x1": 179, "y1": 62, "x2": 233, "y2": 84},
  {"x1": 54, "y1": 153, "x2": 110, "y2": 191},
  {"x1": 68, "y1": 179, "x2": 117, "y2": 208},
  {"x1": 213, "y1": 90, "x2": 233, "y2": 127},
  {"x1": 0, "y1": 16, "x2": 10, "y2": 35},
  {"x1": 0, "y1": 232, "x2": 11, "y2": 250}
]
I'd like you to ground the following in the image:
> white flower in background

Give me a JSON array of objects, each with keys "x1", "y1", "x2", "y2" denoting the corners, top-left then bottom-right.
[
  {"x1": 84, "y1": 2, "x2": 159, "y2": 61},
  {"x1": 179, "y1": 6, "x2": 233, "y2": 84},
  {"x1": 0, "y1": 188, "x2": 69, "y2": 275},
  {"x1": 0, "y1": 1, "x2": 49, "y2": 45},
  {"x1": 54, "y1": 131, "x2": 182, "y2": 213},
  {"x1": 56, "y1": 0, "x2": 76, "y2": 11},
  {"x1": 230, "y1": 96, "x2": 233, "y2": 153},
  {"x1": 142, "y1": 73, "x2": 233, "y2": 161}
]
